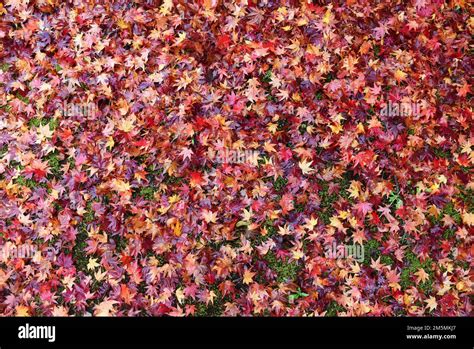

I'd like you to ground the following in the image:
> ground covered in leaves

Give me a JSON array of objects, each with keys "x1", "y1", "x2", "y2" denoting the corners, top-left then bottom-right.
[{"x1": 0, "y1": 1, "x2": 472, "y2": 316}]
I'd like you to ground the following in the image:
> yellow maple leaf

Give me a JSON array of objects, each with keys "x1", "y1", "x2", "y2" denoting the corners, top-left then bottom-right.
[
  {"x1": 94, "y1": 269, "x2": 107, "y2": 282},
  {"x1": 456, "y1": 281, "x2": 467, "y2": 292},
  {"x1": 329, "y1": 216, "x2": 345, "y2": 231},
  {"x1": 15, "y1": 305, "x2": 30, "y2": 317},
  {"x1": 203, "y1": 0, "x2": 217, "y2": 10},
  {"x1": 348, "y1": 180, "x2": 361, "y2": 199},
  {"x1": 111, "y1": 179, "x2": 131, "y2": 193},
  {"x1": 173, "y1": 220, "x2": 182, "y2": 237},
  {"x1": 37, "y1": 123, "x2": 54, "y2": 141},
  {"x1": 462, "y1": 212, "x2": 474, "y2": 226},
  {"x1": 298, "y1": 159, "x2": 315, "y2": 175},
  {"x1": 51, "y1": 306, "x2": 69, "y2": 316},
  {"x1": 117, "y1": 114, "x2": 136, "y2": 133},
  {"x1": 87, "y1": 257, "x2": 99, "y2": 271},
  {"x1": 202, "y1": 210, "x2": 217, "y2": 224},
  {"x1": 158, "y1": 205, "x2": 170, "y2": 215},
  {"x1": 106, "y1": 136, "x2": 115, "y2": 149},
  {"x1": 292, "y1": 249, "x2": 304, "y2": 260},
  {"x1": 94, "y1": 300, "x2": 119, "y2": 316},
  {"x1": 329, "y1": 122, "x2": 343, "y2": 134},
  {"x1": 267, "y1": 123, "x2": 278, "y2": 134},
  {"x1": 304, "y1": 216, "x2": 318, "y2": 230},
  {"x1": 174, "y1": 31, "x2": 187, "y2": 46},
  {"x1": 243, "y1": 269, "x2": 256, "y2": 285},
  {"x1": 159, "y1": 0, "x2": 173, "y2": 15},
  {"x1": 394, "y1": 69, "x2": 407, "y2": 82},
  {"x1": 322, "y1": 9, "x2": 332, "y2": 25},
  {"x1": 166, "y1": 161, "x2": 177, "y2": 176},
  {"x1": 291, "y1": 92, "x2": 301, "y2": 102},
  {"x1": 169, "y1": 194, "x2": 180, "y2": 204},
  {"x1": 175, "y1": 288, "x2": 186, "y2": 304},
  {"x1": 414, "y1": 268, "x2": 429, "y2": 284},
  {"x1": 307, "y1": 44, "x2": 322, "y2": 56},
  {"x1": 425, "y1": 296, "x2": 438, "y2": 312},
  {"x1": 241, "y1": 208, "x2": 254, "y2": 222},
  {"x1": 117, "y1": 19, "x2": 130, "y2": 30}
]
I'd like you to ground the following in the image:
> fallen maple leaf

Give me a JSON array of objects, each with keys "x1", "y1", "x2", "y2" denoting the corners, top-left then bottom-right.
[
  {"x1": 94, "y1": 300, "x2": 119, "y2": 316},
  {"x1": 298, "y1": 159, "x2": 315, "y2": 175},
  {"x1": 243, "y1": 269, "x2": 256, "y2": 285}
]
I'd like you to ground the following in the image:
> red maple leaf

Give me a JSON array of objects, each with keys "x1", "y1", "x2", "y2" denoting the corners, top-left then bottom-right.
[{"x1": 216, "y1": 34, "x2": 231, "y2": 50}]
